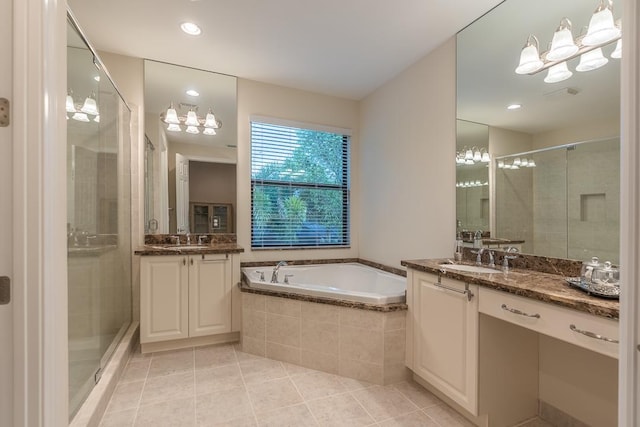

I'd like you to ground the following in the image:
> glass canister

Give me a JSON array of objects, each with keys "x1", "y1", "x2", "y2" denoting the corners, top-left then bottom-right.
[
  {"x1": 581, "y1": 256, "x2": 602, "y2": 282},
  {"x1": 591, "y1": 261, "x2": 620, "y2": 287}
]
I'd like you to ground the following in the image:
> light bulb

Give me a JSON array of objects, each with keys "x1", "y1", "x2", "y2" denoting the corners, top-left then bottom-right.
[
  {"x1": 204, "y1": 109, "x2": 218, "y2": 128},
  {"x1": 464, "y1": 149, "x2": 473, "y2": 161},
  {"x1": 611, "y1": 39, "x2": 622, "y2": 59},
  {"x1": 546, "y1": 19, "x2": 578, "y2": 61},
  {"x1": 515, "y1": 35, "x2": 543, "y2": 74},
  {"x1": 481, "y1": 152, "x2": 491, "y2": 162},
  {"x1": 497, "y1": 160, "x2": 505, "y2": 168},
  {"x1": 583, "y1": 2, "x2": 620, "y2": 46},
  {"x1": 167, "y1": 123, "x2": 181, "y2": 132},
  {"x1": 164, "y1": 103, "x2": 180, "y2": 124},
  {"x1": 544, "y1": 62, "x2": 572, "y2": 83},
  {"x1": 66, "y1": 94, "x2": 76, "y2": 113},
  {"x1": 80, "y1": 92, "x2": 99, "y2": 115},
  {"x1": 576, "y1": 48, "x2": 608, "y2": 72},
  {"x1": 185, "y1": 110, "x2": 199, "y2": 126},
  {"x1": 473, "y1": 149, "x2": 482, "y2": 162},
  {"x1": 72, "y1": 112, "x2": 90, "y2": 122},
  {"x1": 513, "y1": 157, "x2": 521, "y2": 166},
  {"x1": 186, "y1": 125, "x2": 199, "y2": 134},
  {"x1": 203, "y1": 127, "x2": 217, "y2": 136}
]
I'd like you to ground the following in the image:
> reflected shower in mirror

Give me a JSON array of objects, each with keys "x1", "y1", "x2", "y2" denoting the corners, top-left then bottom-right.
[
  {"x1": 143, "y1": 60, "x2": 238, "y2": 234},
  {"x1": 456, "y1": 0, "x2": 621, "y2": 260},
  {"x1": 456, "y1": 120, "x2": 490, "y2": 234}
]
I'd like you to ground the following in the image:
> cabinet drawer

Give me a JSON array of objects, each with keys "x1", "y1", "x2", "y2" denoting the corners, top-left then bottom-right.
[{"x1": 479, "y1": 288, "x2": 618, "y2": 359}]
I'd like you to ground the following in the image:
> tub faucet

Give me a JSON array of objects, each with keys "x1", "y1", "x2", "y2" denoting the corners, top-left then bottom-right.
[{"x1": 271, "y1": 261, "x2": 288, "y2": 283}]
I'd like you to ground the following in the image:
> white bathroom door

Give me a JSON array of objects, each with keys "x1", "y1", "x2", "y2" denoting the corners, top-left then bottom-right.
[
  {"x1": 0, "y1": 0, "x2": 13, "y2": 424},
  {"x1": 176, "y1": 153, "x2": 190, "y2": 233}
]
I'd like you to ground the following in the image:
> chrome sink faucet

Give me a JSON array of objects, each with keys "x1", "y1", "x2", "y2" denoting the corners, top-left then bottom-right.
[
  {"x1": 488, "y1": 251, "x2": 496, "y2": 268},
  {"x1": 502, "y1": 246, "x2": 519, "y2": 272},
  {"x1": 471, "y1": 248, "x2": 484, "y2": 266},
  {"x1": 271, "y1": 261, "x2": 288, "y2": 283}
]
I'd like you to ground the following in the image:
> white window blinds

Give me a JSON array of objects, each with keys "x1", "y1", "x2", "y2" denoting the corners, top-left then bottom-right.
[{"x1": 250, "y1": 119, "x2": 350, "y2": 249}]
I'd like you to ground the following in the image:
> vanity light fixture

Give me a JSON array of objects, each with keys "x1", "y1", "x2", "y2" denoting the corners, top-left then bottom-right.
[
  {"x1": 544, "y1": 62, "x2": 572, "y2": 83},
  {"x1": 180, "y1": 22, "x2": 202, "y2": 36},
  {"x1": 576, "y1": 47, "x2": 608, "y2": 72},
  {"x1": 161, "y1": 102, "x2": 222, "y2": 136},
  {"x1": 497, "y1": 157, "x2": 536, "y2": 169},
  {"x1": 66, "y1": 90, "x2": 100, "y2": 122},
  {"x1": 71, "y1": 112, "x2": 90, "y2": 122},
  {"x1": 611, "y1": 39, "x2": 622, "y2": 58},
  {"x1": 456, "y1": 146, "x2": 490, "y2": 166},
  {"x1": 582, "y1": 0, "x2": 620, "y2": 46},
  {"x1": 515, "y1": 0, "x2": 621, "y2": 82}
]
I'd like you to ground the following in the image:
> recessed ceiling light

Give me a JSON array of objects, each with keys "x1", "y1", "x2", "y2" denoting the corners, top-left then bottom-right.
[
  {"x1": 94, "y1": 76, "x2": 100, "y2": 82},
  {"x1": 180, "y1": 22, "x2": 202, "y2": 36},
  {"x1": 507, "y1": 104, "x2": 522, "y2": 110},
  {"x1": 186, "y1": 89, "x2": 200, "y2": 97}
]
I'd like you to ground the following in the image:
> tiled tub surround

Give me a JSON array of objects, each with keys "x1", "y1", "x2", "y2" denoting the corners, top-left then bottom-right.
[{"x1": 241, "y1": 293, "x2": 409, "y2": 385}]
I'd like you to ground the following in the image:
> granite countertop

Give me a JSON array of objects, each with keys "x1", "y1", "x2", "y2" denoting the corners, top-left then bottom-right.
[
  {"x1": 401, "y1": 258, "x2": 619, "y2": 320},
  {"x1": 135, "y1": 243, "x2": 244, "y2": 256}
]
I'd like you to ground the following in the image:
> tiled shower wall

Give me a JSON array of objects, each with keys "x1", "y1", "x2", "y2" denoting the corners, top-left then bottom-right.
[{"x1": 241, "y1": 293, "x2": 409, "y2": 385}]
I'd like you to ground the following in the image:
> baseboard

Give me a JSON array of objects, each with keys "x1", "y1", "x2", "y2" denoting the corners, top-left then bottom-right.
[{"x1": 141, "y1": 331, "x2": 240, "y2": 354}]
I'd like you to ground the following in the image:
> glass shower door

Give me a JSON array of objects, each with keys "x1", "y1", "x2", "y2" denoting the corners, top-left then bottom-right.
[{"x1": 67, "y1": 15, "x2": 132, "y2": 420}]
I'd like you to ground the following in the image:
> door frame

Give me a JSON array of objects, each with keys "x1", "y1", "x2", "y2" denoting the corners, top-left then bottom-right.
[
  {"x1": 12, "y1": 0, "x2": 68, "y2": 425},
  {"x1": 619, "y1": 0, "x2": 640, "y2": 424}
]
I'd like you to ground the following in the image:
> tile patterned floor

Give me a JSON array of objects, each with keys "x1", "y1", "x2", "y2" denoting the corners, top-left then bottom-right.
[{"x1": 99, "y1": 343, "x2": 546, "y2": 427}]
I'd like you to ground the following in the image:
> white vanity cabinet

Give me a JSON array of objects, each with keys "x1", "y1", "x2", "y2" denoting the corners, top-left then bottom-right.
[
  {"x1": 406, "y1": 269, "x2": 479, "y2": 415},
  {"x1": 140, "y1": 253, "x2": 234, "y2": 346}
]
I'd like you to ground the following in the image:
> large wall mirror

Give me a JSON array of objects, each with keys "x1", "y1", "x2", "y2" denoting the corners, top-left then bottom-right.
[
  {"x1": 144, "y1": 60, "x2": 238, "y2": 235},
  {"x1": 456, "y1": 0, "x2": 621, "y2": 263}
]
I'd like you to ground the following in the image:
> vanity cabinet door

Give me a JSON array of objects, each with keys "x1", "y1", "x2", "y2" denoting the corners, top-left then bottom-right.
[
  {"x1": 189, "y1": 254, "x2": 232, "y2": 337},
  {"x1": 408, "y1": 270, "x2": 478, "y2": 415},
  {"x1": 140, "y1": 256, "x2": 189, "y2": 343}
]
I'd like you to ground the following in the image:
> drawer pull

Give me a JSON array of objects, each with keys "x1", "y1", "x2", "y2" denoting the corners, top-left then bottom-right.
[
  {"x1": 501, "y1": 304, "x2": 540, "y2": 318},
  {"x1": 569, "y1": 324, "x2": 619, "y2": 344}
]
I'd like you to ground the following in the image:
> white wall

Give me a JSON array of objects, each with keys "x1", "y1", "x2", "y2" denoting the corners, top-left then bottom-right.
[
  {"x1": 358, "y1": 38, "x2": 456, "y2": 268},
  {"x1": 236, "y1": 78, "x2": 360, "y2": 262}
]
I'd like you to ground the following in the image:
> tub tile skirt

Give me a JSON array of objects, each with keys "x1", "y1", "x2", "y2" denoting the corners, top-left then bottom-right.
[{"x1": 241, "y1": 293, "x2": 409, "y2": 385}]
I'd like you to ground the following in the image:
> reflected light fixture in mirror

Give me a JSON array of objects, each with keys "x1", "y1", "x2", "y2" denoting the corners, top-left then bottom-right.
[{"x1": 161, "y1": 102, "x2": 221, "y2": 135}]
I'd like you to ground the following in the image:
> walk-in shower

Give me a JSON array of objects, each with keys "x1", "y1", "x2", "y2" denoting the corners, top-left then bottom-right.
[{"x1": 67, "y1": 12, "x2": 132, "y2": 419}]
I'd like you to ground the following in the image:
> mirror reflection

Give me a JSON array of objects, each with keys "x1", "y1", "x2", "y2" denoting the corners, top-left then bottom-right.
[
  {"x1": 456, "y1": 0, "x2": 621, "y2": 261},
  {"x1": 143, "y1": 60, "x2": 238, "y2": 234}
]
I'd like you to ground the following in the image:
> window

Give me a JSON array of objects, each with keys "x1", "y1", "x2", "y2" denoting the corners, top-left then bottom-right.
[{"x1": 251, "y1": 118, "x2": 350, "y2": 249}]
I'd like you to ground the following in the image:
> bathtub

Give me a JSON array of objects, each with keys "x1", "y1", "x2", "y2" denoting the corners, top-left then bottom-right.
[{"x1": 241, "y1": 262, "x2": 406, "y2": 304}]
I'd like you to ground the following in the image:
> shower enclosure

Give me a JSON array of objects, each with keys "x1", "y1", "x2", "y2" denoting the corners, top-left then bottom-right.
[{"x1": 67, "y1": 13, "x2": 132, "y2": 419}]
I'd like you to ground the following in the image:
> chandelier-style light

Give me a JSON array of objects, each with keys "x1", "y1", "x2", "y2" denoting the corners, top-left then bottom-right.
[
  {"x1": 161, "y1": 102, "x2": 222, "y2": 136},
  {"x1": 515, "y1": 0, "x2": 621, "y2": 82},
  {"x1": 456, "y1": 147, "x2": 490, "y2": 165},
  {"x1": 497, "y1": 158, "x2": 536, "y2": 169}
]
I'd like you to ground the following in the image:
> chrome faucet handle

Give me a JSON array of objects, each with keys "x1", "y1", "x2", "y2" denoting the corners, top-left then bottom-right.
[
  {"x1": 186, "y1": 233, "x2": 191, "y2": 245},
  {"x1": 471, "y1": 248, "x2": 484, "y2": 265},
  {"x1": 284, "y1": 274, "x2": 294, "y2": 284},
  {"x1": 488, "y1": 251, "x2": 496, "y2": 268},
  {"x1": 198, "y1": 235, "x2": 208, "y2": 245},
  {"x1": 255, "y1": 270, "x2": 265, "y2": 281}
]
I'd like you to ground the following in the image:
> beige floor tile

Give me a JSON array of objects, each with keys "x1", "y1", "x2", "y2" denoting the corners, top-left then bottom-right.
[
  {"x1": 135, "y1": 397, "x2": 196, "y2": 426},
  {"x1": 99, "y1": 408, "x2": 137, "y2": 427},
  {"x1": 391, "y1": 381, "x2": 443, "y2": 409},
  {"x1": 140, "y1": 371, "x2": 195, "y2": 406},
  {"x1": 105, "y1": 380, "x2": 145, "y2": 413},
  {"x1": 282, "y1": 362, "x2": 318, "y2": 377},
  {"x1": 256, "y1": 403, "x2": 318, "y2": 427},
  {"x1": 207, "y1": 415, "x2": 257, "y2": 426},
  {"x1": 351, "y1": 385, "x2": 419, "y2": 422},
  {"x1": 514, "y1": 418, "x2": 555, "y2": 427},
  {"x1": 195, "y1": 364, "x2": 245, "y2": 395},
  {"x1": 120, "y1": 358, "x2": 151, "y2": 383},
  {"x1": 247, "y1": 377, "x2": 304, "y2": 413},
  {"x1": 306, "y1": 393, "x2": 375, "y2": 427},
  {"x1": 195, "y1": 387, "x2": 254, "y2": 425},
  {"x1": 148, "y1": 348, "x2": 194, "y2": 378},
  {"x1": 239, "y1": 358, "x2": 288, "y2": 385},
  {"x1": 377, "y1": 410, "x2": 439, "y2": 426},
  {"x1": 290, "y1": 371, "x2": 347, "y2": 400},
  {"x1": 338, "y1": 376, "x2": 375, "y2": 392},
  {"x1": 422, "y1": 404, "x2": 475, "y2": 427},
  {"x1": 195, "y1": 344, "x2": 238, "y2": 370}
]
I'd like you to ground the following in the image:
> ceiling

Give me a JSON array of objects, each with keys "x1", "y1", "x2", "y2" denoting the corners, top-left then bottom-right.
[{"x1": 67, "y1": 0, "x2": 503, "y2": 101}]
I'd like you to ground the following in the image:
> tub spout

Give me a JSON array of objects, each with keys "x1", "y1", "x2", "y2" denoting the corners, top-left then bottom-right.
[{"x1": 271, "y1": 261, "x2": 288, "y2": 283}]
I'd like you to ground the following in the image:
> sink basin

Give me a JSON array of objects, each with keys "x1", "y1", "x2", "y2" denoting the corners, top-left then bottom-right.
[
  {"x1": 438, "y1": 264, "x2": 498, "y2": 274},
  {"x1": 150, "y1": 245, "x2": 209, "y2": 251}
]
